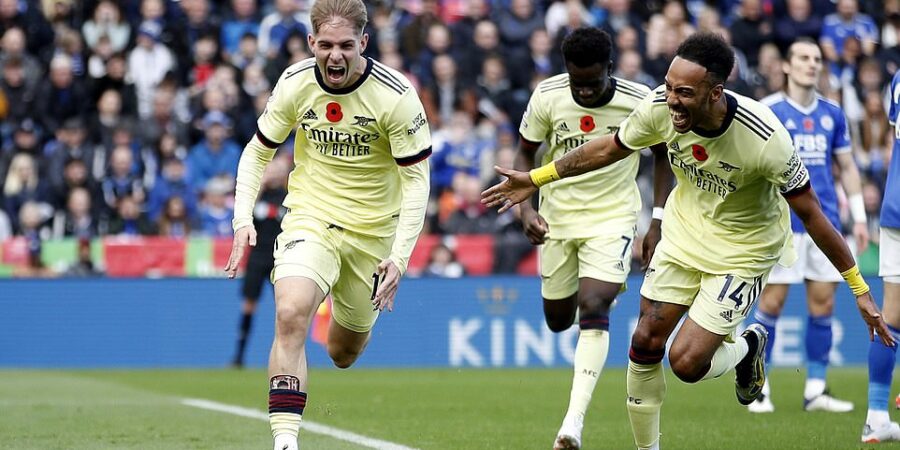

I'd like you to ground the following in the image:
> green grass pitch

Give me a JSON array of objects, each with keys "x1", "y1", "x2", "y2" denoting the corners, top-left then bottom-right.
[{"x1": 1, "y1": 368, "x2": 898, "y2": 449}]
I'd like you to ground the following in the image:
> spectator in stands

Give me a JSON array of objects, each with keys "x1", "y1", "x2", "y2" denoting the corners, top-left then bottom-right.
[
  {"x1": 442, "y1": 173, "x2": 497, "y2": 234},
  {"x1": 258, "y1": 0, "x2": 308, "y2": 59},
  {"x1": 128, "y1": 20, "x2": 175, "y2": 118},
  {"x1": 187, "y1": 110, "x2": 240, "y2": 188},
  {"x1": 476, "y1": 53, "x2": 526, "y2": 126},
  {"x1": 773, "y1": 0, "x2": 822, "y2": 52},
  {"x1": 82, "y1": 0, "x2": 132, "y2": 54},
  {"x1": 399, "y1": 0, "x2": 442, "y2": 61},
  {"x1": 0, "y1": 27, "x2": 43, "y2": 83},
  {"x1": 862, "y1": 179, "x2": 882, "y2": 237},
  {"x1": 140, "y1": 88, "x2": 189, "y2": 150},
  {"x1": 497, "y1": 0, "x2": 544, "y2": 56},
  {"x1": 198, "y1": 175, "x2": 233, "y2": 237},
  {"x1": 45, "y1": 118, "x2": 95, "y2": 192},
  {"x1": 598, "y1": 0, "x2": 645, "y2": 54},
  {"x1": 188, "y1": 35, "x2": 220, "y2": 96},
  {"x1": 148, "y1": 156, "x2": 196, "y2": 220},
  {"x1": 423, "y1": 243, "x2": 465, "y2": 277},
  {"x1": 545, "y1": 0, "x2": 592, "y2": 42},
  {"x1": 729, "y1": 0, "x2": 771, "y2": 68},
  {"x1": 0, "y1": 0, "x2": 54, "y2": 59},
  {"x1": 157, "y1": 195, "x2": 193, "y2": 237},
  {"x1": 458, "y1": 19, "x2": 501, "y2": 86},
  {"x1": 420, "y1": 54, "x2": 477, "y2": 129},
  {"x1": 34, "y1": 54, "x2": 87, "y2": 134},
  {"x1": 220, "y1": 0, "x2": 260, "y2": 60},
  {"x1": 0, "y1": 118, "x2": 42, "y2": 182},
  {"x1": 88, "y1": 89, "x2": 126, "y2": 148},
  {"x1": 52, "y1": 186, "x2": 97, "y2": 239},
  {"x1": 646, "y1": 0, "x2": 694, "y2": 65},
  {"x1": 510, "y1": 27, "x2": 555, "y2": 90},
  {"x1": 53, "y1": 26, "x2": 85, "y2": 78},
  {"x1": 101, "y1": 145, "x2": 145, "y2": 213},
  {"x1": 263, "y1": 29, "x2": 309, "y2": 84},
  {"x1": 450, "y1": 0, "x2": 490, "y2": 55},
  {"x1": 89, "y1": 53, "x2": 139, "y2": 117},
  {"x1": 820, "y1": 0, "x2": 878, "y2": 64},
  {"x1": 0, "y1": 56, "x2": 36, "y2": 125},
  {"x1": 49, "y1": 158, "x2": 99, "y2": 214},
  {"x1": 3, "y1": 153, "x2": 50, "y2": 232},
  {"x1": 859, "y1": 89, "x2": 891, "y2": 180},
  {"x1": 410, "y1": 22, "x2": 452, "y2": 85},
  {"x1": 231, "y1": 32, "x2": 265, "y2": 70},
  {"x1": 104, "y1": 194, "x2": 157, "y2": 236},
  {"x1": 614, "y1": 49, "x2": 656, "y2": 88}
]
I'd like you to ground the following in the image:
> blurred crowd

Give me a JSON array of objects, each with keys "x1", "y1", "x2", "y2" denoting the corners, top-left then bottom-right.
[{"x1": 0, "y1": 0, "x2": 895, "y2": 275}]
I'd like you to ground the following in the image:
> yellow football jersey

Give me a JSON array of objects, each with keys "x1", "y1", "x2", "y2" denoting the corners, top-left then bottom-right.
[
  {"x1": 520, "y1": 75, "x2": 649, "y2": 238},
  {"x1": 258, "y1": 57, "x2": 432, "y2": 237},
  {"x1": 617, "y1": 88, "x2": 809, "y2": 277}
]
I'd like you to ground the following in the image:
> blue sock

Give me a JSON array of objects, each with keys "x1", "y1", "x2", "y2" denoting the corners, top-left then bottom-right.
[
  {"x1": 753, "y1": 309, "x2": 778, "y2": 366},
  {"x1": 868, "y1": 325, "x2": 900, "y2": 411},
  {"x1": 805, "y1": 315, "x2": 832, "y2": 381}
]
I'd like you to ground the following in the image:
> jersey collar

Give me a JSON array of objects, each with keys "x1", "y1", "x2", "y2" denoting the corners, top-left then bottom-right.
[
  {"x1": 784, "y1": 93, "x2": 819, "y2": 116},
  {"x1": 692, "y1": 92, "x2": 737, "y2": 138},
  {"x1": 314, "y1": 56, "x2": 373, "y2": 95}
]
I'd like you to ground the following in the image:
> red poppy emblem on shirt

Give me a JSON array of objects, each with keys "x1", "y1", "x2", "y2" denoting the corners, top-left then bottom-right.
[
  {"x1": 802, "y1": 117, "x2": 814, "y2": 132},
  {"x1": 691, "y1": 144, "x2": 708, "y2": 161},
  {"x1": 326, "y1": 102, "x2": 343, "y2": 122},
  {"x1": 580, "y1": 115, "x2": 595, "y2": 132}
]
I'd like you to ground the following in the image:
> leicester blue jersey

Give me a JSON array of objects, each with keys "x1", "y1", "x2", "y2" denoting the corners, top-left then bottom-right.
[
  {"x1": 885, "y1": 71, "x2": 900, "y2": 228},
  {"x1": 761, "y1": 92, "x2": 851, "y2": 233}
]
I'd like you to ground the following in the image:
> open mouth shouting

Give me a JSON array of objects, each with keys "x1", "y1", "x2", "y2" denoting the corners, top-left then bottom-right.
[
  {"x1": 326, "y1": 65, "x2": 347, "y2": 84},
  {"x1": 670, "y1": 107, "x2": 690, "y2": 131}
]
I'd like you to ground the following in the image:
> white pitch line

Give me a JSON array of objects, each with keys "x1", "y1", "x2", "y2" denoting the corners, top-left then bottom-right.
[{"x1": 181, "y1": 398, "x2": 419, "y2": 450}]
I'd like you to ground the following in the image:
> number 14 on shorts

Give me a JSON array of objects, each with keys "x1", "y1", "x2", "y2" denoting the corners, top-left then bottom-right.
[{"x1": 717, "y1": 274, "x2": 764, "y2": 314}]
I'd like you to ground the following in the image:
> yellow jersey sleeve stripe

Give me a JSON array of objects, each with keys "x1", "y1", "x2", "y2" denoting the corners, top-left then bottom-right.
[{"x1": 395, "y1": 146, "x2": 432, "y2": 166}]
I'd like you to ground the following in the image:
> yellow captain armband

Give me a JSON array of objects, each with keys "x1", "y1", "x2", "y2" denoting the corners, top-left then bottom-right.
[
  {"x1": 840, "y1": 265, "x2": 870, "y2": 296},
  {"x1": 529, "y1": 163, "x2": 560, "y2": 187}
]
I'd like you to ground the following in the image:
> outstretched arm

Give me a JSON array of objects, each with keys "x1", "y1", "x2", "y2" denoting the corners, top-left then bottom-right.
[
  {"x1": 786, "y1": 187, "x2": 894, "y2": 346},
  {"x1": 482, "y1": 133, "x2": 632, "y2": 213}
]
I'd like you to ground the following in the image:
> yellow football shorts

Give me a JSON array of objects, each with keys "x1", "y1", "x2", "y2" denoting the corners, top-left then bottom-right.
[
  {"x1": 271, "y1": 214, "x2": 394, "y2": 333},
  {"x1": 640, "y1": 247, "x2": 772, "y2": 336},
  {"x1": 540, "y1": 228, "x2": 634, "y2": 299}
]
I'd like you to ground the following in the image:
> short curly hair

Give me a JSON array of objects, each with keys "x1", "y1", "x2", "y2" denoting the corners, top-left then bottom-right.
[
  {"x1": 675, "y1": 32, "x2": 734, "y2": 85},
  {"x1": 561, "y1": 27, "x2": 613, "y2": 68}
]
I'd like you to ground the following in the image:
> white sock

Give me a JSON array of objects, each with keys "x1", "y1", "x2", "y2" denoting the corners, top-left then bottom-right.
[
  {"x1": 638, "y1": 441, "x2": 661, "y2": 450},
  {"x1": 804, "y1": 378, "x2": 826, "y2": 400},
  {"x1": 867, "y1": 410, "x2": 891, "y2": 428},
  {"x1": 761, "y1": 377, "x2": 770, "y2": 397},
  {"x1": 566, "y1": 329, "x2": 609, "y2": 419},
  {"x1": 701, "y1": 339, "x2": 749, "y2": 380}
]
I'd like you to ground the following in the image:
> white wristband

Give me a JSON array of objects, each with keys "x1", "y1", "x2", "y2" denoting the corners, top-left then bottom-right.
[
  {"x1": 849, "y1": 194, "x2": 867, "y2": 224},
  {"x1": 652, "y1": 207, "x2": 664, "y2": 221}
]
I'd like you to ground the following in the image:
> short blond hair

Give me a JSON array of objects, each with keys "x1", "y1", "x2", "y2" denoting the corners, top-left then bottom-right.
[{"x1": 310, "y1": 0, "x2": 368, "y2": 36}]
